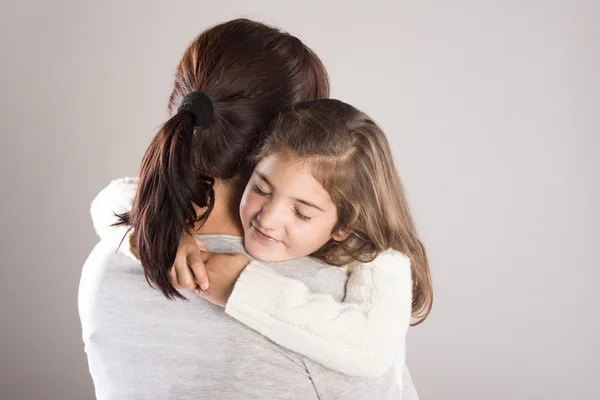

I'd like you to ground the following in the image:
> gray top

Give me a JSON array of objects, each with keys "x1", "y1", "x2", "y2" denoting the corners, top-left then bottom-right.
[{"x1": 79, "y1": 235, "x2": 400, "y2": 399}]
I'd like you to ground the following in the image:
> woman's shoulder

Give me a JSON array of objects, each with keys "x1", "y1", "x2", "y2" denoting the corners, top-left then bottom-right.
[{"x1": 82, "y1": 240, "x2": 140, "y2": 274}]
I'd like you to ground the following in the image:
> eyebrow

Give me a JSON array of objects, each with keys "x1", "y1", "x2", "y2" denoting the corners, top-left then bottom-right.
[
  {"x1": 294, "y1": 198, "x2": 325, "y2": 212},
  {"x1": 255, "y1": 171, "x2": 325, "y2": 212}
]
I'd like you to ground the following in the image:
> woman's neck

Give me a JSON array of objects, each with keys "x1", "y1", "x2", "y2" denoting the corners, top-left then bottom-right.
[{"x1": 192, "y1": 179, "x2": 245, "y2": 237}]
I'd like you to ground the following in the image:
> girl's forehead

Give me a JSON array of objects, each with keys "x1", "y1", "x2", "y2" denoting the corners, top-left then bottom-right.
[
  {"x1": 255, "y1": 153, "x2": 334, "y2": 205},
  {"x1": 257, "y1": 151, "x2": 312, "y2": 174}
]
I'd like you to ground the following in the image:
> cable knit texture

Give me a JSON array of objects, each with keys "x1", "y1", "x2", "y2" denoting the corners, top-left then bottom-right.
[
  {"x1": 89, "y1": 178, "x2": 415, "y2": 395},
  {"x1": 226, "y1": 251, "x2": 412, "y2": 377}
]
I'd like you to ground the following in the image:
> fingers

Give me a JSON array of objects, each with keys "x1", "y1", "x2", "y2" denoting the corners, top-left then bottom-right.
[
  {"x1": 170, "y1": 233, "x2": 211, "y2": 292},
  {"x1": 188, "y1": 251, "x2": 209, "y2": 291},
  {"x1": 168, "y1": 265, "x2": 181, "y2": 289},
  {"x1": 190, "y1": 236, "x2": 210, "y2": 290},
  {"x1": 173, "y1": 241, "x2": 198, "y2": 291}
]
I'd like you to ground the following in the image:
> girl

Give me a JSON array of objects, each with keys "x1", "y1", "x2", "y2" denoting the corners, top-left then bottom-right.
[{"x1": 92, "y1": 99, "x2": 432, "y2": 391}]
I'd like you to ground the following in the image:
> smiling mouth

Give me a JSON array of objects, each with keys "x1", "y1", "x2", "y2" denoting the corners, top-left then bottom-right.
[{"x1": 251, "y1": 224, "x2": 280, "y2": 242}]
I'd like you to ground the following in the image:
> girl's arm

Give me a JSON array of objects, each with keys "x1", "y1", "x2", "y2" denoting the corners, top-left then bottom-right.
[
  {"x1": 90, "y1": 177, "x2": 138, "y2": 259},
  {"x1": 225, "y1": 250, "x2": 412, "y2": 377}
]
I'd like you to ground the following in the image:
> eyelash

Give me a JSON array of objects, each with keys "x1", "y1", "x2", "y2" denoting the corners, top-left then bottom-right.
[
  {"x1": 294, "y1": 209, "x2": 312, "y2": 222},
  {"x1": 253, "y1": 184, "x2": 270, "y2": 197},
  {"x1": 253, "y1": 184, "x2": 312, "y2": 222}
]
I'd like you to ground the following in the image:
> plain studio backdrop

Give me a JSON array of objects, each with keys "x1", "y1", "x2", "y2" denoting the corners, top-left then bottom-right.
[{"x1": 1, "y1": 1, "x2": 598, "y2": 399}]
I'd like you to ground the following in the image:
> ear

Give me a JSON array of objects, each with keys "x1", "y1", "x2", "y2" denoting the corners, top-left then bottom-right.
[{"x1": 332, "y1": 229, "x2": 350, "y2": 242}]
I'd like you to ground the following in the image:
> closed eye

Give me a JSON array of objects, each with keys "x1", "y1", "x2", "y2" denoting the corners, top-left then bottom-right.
[
  {"x1": 252, "y1": 184, "x2": 270, "y2": 197},
  {"x1": 294, "y1": 208, "x2": 312, "y2": 222}
]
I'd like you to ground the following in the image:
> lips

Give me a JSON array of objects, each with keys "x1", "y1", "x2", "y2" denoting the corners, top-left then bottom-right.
[{"x1": 251, "y1": 224, "x2": 280, "y2": 242}]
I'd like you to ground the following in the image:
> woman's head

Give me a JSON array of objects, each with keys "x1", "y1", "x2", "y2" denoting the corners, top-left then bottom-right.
[
  {"x1": 240, "y1": 99, "x2": 433, "y2": 324},
  {"x1": 121, "y1": 19, "x2": 330, "y2": 299}
]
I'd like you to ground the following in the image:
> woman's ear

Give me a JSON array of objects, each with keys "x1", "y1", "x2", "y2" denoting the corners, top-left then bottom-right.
[{"x1": 332, "y1": 229, "x2": 350, "y2": 241}]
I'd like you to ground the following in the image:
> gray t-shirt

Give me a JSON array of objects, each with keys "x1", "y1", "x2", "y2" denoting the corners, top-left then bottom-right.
[{"x1": 79, "y1": 235, "x2": 400, "y2": 399}]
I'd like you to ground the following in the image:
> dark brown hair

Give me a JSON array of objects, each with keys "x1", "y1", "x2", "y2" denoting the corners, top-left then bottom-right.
[
  {"x1": 117, "y1": 19, "x2": 330, "y2": 299},
  {"x1": 256, "y1": 99, "x2": 433, "y2": 325}
]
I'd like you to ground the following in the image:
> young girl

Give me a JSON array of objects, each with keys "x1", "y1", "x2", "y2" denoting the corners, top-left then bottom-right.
[{"x1": 92, "y1": 99, "x2": 432, "y2": 391}]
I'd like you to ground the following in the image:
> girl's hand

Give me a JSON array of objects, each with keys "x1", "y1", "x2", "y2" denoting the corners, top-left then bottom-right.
[
  {"x1": 168, "y1": 233, "x2": 210, "y2": 291},
  {"x1": 195, "y1": 253, "x2": 251, "y2": 308}
]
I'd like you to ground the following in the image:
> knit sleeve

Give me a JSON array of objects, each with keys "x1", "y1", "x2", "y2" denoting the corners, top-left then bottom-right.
[
  {"x1": 225, "y1": 250, "x2": 412, "y2": 377},
  {"x1": 90, "y1": 177, "x2": 139, "y2": 260}
]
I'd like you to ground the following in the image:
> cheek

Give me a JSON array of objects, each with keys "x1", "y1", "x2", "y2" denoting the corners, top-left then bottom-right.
[
  {"x1": 239, "y1": 190, "x2": 260, "y2": 224},
  {"x1": 285, "y1": 220, "x2": 335, "y2": 255}
]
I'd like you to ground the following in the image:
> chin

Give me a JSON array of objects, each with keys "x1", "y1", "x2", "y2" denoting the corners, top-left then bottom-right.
[{"x1": 244, "y1": 237, "x2": 288, "y2": 262}]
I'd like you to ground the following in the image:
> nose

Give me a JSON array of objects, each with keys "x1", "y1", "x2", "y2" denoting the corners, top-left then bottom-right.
[{"x1": 256, "y1": 201, "x2": 282, "y2": 232}]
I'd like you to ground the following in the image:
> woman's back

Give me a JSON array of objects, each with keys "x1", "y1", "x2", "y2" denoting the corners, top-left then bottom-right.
[{"x1": 79, "y1": 235, "x2": 400, "y2": 399}]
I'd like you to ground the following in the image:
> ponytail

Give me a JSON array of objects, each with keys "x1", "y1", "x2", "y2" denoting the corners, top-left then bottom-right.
[{"x1": 118, "y1": 92, "x2": 215, "y2": 300}]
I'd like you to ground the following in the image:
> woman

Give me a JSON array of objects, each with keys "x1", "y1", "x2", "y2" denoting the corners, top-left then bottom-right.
[{"x1": 81, "y1": 18, "x2": 418, "y2": 399}]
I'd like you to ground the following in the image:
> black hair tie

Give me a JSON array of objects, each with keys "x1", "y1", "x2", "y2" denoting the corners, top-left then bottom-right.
[{"x1": 177, "y1": 91, "x2": 214, "y2": 129}]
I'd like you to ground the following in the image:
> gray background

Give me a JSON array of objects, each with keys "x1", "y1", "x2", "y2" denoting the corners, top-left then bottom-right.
[{"x1": 1, "y1": 0, "x2": 598, "y2": 399}]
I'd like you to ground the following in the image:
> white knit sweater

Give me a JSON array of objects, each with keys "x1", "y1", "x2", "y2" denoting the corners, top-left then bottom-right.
[{"x1": 90, "y1": 178, "x2": 417, "y2": 396}]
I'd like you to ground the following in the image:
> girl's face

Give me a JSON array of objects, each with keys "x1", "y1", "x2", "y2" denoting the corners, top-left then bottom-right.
[{"x1": 240, "y1": 152, "x2": 345, "y2": 262}]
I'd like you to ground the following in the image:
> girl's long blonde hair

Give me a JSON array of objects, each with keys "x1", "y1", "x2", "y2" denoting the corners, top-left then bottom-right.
[{"x1": 257, "y1": 99, "x2": 433, "y2": 325}]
